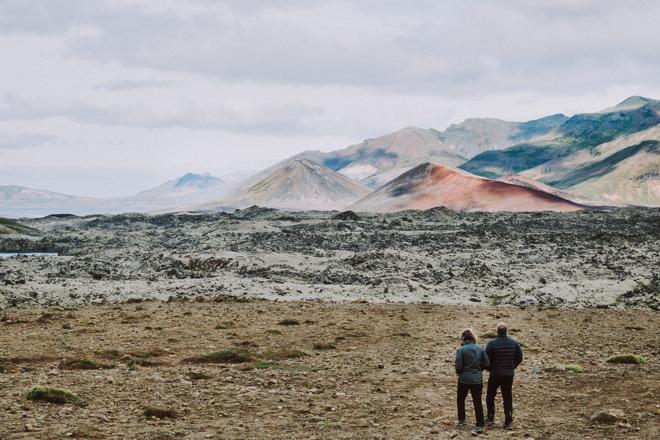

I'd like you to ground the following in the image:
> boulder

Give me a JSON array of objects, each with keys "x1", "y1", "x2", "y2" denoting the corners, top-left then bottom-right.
[{"x1": 590, "y1": 409, "x2": 627, "y2": 424}]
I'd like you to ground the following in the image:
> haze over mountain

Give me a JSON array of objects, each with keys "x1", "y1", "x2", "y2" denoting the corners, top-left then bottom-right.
[
  {"x1": 202, "y1": 159, "x2": 371, "y2": 211},
  {"x1": 136, "y1": 172, "x2": 227, "y2": 202},
  {"x1": 348, "y1": 163, "x2": 583, "y2": 213},
  {"x1": 0, "y1": 172, "x2": 234, "y2": 217}
]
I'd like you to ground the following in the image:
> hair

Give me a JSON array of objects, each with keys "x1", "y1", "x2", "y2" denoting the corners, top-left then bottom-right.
[
  {"x1": 496, "y1": 322, "x2": 507, "y2": 336},
  {"x1": 460, "y1": 328, "x2": 477, "y2": 342}
]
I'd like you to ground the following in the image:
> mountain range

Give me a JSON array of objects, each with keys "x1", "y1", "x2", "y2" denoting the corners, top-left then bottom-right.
[{"x1": 1, "y1": 96, "x2": 658, "y2": 216}]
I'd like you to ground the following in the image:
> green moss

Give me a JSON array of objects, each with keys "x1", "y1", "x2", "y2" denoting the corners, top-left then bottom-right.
[
  {"x1": 606, "y1": 354, "x2": 646, "y2": 365},
  {"x1": 564, "y1": 364, "x2": 584, "y2": 373},
  {"x1": 25, "y1": 386, "x2": 76, "y2": 404}
]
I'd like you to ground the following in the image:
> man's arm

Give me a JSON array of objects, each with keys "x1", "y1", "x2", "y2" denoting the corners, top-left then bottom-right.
[
  {"x1": 485, "y1": 342, "x2": 494, "y2": 370},
  {"x1": 514, "y1": 342, "x2": 523, "y2": 368},
  {"x1": 481, "y1": 348, "x2": 490, "y2": 371},
  {"x1": 455, "y1": 348, "x2": 463, "y2": 375}
]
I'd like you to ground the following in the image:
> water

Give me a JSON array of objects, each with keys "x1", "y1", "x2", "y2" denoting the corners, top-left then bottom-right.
[{"x1": 0, "y1": 252, "x2": 59, "y2": 258}]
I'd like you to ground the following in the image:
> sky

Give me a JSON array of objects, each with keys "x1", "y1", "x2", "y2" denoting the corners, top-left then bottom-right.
[{"x1": 1, "y1": 0, "x2": 660, "y2": 197}]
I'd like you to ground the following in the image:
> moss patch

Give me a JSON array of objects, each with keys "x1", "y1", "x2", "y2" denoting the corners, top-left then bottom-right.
[
  {"x1": 606, "y1": 354, "x2": 645, "y2": 365},
  {"x1": 185, "y1": 349, "x2": 254, "y2": 364},
  {"x1": 25, "y1": 386, "x2": 76, "y2": 404}
]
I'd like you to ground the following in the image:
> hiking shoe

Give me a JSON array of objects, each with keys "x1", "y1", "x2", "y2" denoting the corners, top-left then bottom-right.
[
  {"x1": 486, "y1": 418, "x2": 494, "y2": 427},
  {"x1": 455, "y1": 420, "x2": 466, "y2": 427},
  {"x1": 503, "y1": 421, "x2": 513, "y2": 430},
  {"x1": 470, "y1": 426, "x2": 484, "y2": 436}
]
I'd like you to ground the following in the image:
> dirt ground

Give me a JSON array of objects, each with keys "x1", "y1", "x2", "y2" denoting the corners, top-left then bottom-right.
[{"x1": 0, "y1": 299, "x2": 657, "y2": 439}]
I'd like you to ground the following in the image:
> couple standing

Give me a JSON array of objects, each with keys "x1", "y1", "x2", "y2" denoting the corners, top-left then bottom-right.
[{"x1": 455, "y1": 322, "x2": 523, "y2": 436}]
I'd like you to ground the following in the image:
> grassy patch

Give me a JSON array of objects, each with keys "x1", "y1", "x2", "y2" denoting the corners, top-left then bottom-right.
[
  {"x1": 564, "y1": 364, "x2": 584, "y2": 373},
  {"x1": 185, "y1": 349, "x2": 254, "y2": 364},
  {"x1": 277, "y1": 319, "x2": 300, "y2": 326},
  {"x1": 144, "y1": 406, "x2": 178, "y2": 419},
  {"x1": 606, "y1": 354, "x2": 646, "y2": 365},
  {"x1": 312, "y1": 342, "x2": 336, "y2": 350},
  {"x1": 265, "y1": 329, "x2": 282, "y2": 335},
  {"x1": 25, "y1": 386, "x2": 76, "y2": 404},
  {"x1": 480, "y1": 332, "x2": 498, "y2": 339},
  {"x1": 59, "y1": 359, "x2": 114, "y2": 370}
]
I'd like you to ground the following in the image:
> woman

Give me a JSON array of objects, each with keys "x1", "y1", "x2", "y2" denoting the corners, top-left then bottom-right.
[{"x1": 455, "y1": 328, "x2": 490, "y2": 436}]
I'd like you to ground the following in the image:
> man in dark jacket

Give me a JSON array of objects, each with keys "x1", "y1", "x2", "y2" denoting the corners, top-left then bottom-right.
[
  {"x1": 455, "y1": 328, "x2": 490, "y2": 435},
  {"x1": 485, "y1": 322, "x2": 523, "y2": 429}
]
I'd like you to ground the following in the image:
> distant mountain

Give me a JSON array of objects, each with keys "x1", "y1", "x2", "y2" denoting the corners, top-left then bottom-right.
[
  {"x1": 0, "y1": 185, "x2": 89, "y2": 202},
  {"x1": 136, "y1": 172, "x2": 227, "y2": 201},
  {"x1": 442, "y1": 114, "x2": 567, "y2": 158},
  {"x1": 0, "y1": 172, "x2": 232, "y2": 218},
  {"x1": 296, "y1": 127, "x2": 467, "y2": 189},
  {"x1": 460, "y1": 96, "x2": 660, "y2": 179},
  {"x1": 290, "y1": 115, "x2": 566, "y2": 189},
  {"x1": 202, "y1": 158, "x2": 372, "y2": 211},
  {"x1": 348, "y1": 163, "x2": 583, "y2": 213}
]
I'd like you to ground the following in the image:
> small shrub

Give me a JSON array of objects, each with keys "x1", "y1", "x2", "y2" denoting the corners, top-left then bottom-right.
[
  {"x1": 313, "y1": 342, "x2": 336, "y2": 350},
  {"x1": 144, "y1": 406, "x2": 178, "y2": 419},
  {"x1": 564, "y1": 364, "x2": 584, "y2": 373},
  {"x1": 25, "y1": 386, "x2": 76, "y2": 404},
  {"x1": 266, "y1": 329, "x2": 282, "y2": 335},
  {"x1": 606, "y1": 354, "x2": 645, "y2": 365},
  {"x1": 277, "y1": 319, "x2": 300, "y2": 326},
  {"x1": 59, "y1": 359, "x2": 114, "y2": 370},
  {"x1": 480, "y1": 332, "x2": 498, "y2": 339}
]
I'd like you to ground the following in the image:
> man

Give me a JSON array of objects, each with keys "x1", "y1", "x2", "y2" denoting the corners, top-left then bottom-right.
[
  {"x1": 455, "y1": 328, "x2": 490, "y2": 436},
  {"x1": 485, "y1": 322, "x2": 523, "y2": 430}
]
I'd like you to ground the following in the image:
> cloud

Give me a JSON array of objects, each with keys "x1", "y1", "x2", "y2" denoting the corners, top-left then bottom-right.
[
  {"x1": 94, "y1": 79, "x2": 172, "y2": 91},
  {"x1": 0, "y1": 133, "x2": 57, "y2": 149},
  {"x1": 0, "y1": 94, "x2": 325, "y2": 135},
  {"x1": 1, "y1": 0, "x2": 658, "y2": 96}
]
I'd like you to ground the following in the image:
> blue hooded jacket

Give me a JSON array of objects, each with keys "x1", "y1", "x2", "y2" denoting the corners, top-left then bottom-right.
[{"x1": 455, "y1": 340, "x2": 490, "y2": 384}]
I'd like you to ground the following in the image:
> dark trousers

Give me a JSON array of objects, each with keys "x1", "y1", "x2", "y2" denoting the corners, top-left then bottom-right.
[
  {"x1": 457, "y1": 382, "x2": 484, "y2": 427},
  {"x1": 486, "y1": 375, "x2": 514, "y2": 423}
]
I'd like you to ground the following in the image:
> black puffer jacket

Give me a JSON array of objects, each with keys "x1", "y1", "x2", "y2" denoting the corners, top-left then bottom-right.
[{"x1": 485, "y1": 335, "x2": 523, "y2": 376}]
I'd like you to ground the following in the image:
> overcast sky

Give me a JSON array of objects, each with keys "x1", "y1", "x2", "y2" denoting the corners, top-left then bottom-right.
[{"x1": 1, "y1": 0, "x2": 659, "y2": 196}]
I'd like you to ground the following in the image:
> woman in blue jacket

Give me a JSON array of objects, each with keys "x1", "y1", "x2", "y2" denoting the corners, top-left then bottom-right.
[{"x1": 455, "y1": 328, "x2": 490, "y2": 435}]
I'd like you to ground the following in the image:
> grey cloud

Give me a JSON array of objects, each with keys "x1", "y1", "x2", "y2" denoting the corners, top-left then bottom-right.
[
  {"x1": 0, "y1": 133, "x2": 58, "y2": 149},
  {"x1": 93, "y1": 79, "x2": 173, "y2": 91},
  {"x1": 2, "y1": 0, "x2": 659, "y2": 95},
  {"x1": 0, "y1": 94, "x2": 325, "y2": 136}
]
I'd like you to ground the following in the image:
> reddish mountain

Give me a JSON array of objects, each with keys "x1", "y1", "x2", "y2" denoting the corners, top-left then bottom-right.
[{"x1": 348, "y1": 163, "x2": 583, "y2": 213}]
